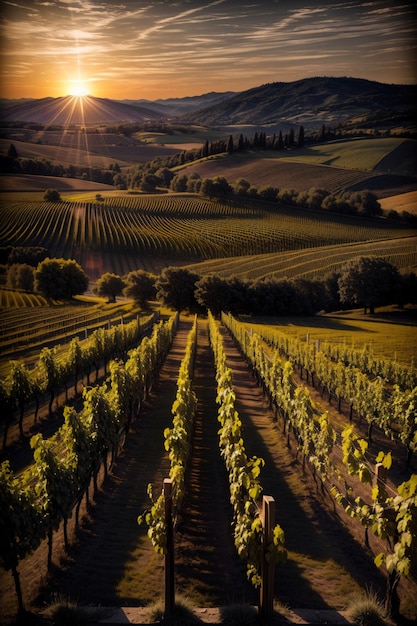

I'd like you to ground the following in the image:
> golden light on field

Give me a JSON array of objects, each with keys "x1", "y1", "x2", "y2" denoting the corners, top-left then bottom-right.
[{"x1": 67, "y1": 81, "x2": 90, "y2": 97}]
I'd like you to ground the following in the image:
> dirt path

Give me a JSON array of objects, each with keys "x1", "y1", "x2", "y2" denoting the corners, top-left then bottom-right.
[{"x1": 174, "y1": 320, "x2": 256, "y2": 606}]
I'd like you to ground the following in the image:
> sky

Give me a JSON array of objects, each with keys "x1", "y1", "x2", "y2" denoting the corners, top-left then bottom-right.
[{"x1": 1, "y1": 0, "x2": 416, "y2": 101}]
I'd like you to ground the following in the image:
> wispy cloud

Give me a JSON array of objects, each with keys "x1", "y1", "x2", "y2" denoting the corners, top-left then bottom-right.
[{"x1": 1, "y1": 0, "x2": 415, "y2": 98}]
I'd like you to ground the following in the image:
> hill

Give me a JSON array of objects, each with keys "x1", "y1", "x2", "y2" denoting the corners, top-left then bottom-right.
[
  {"x1": 180, "y1": 77, "x2": 417, "y2": 130},
  {"x1": 178, "y1": 138, "x2": 417, "y2": 198},
  {"x1": 1, "y1": 193, "x2": 415, "y2": 280},
  {"x1": 123, "y1": 91, "x2": 237, "y2": 117},
  {"x1": 0, "y1": 95, "x2": 163, "y2": 126}
]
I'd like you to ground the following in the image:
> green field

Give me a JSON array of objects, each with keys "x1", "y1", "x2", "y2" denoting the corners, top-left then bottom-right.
[
  {"x1": 268, "y1": 137, "x2": 416, "y2": 173},
  {"x1": 240, "y1": 309, "x2": 417, "y2": 365}
]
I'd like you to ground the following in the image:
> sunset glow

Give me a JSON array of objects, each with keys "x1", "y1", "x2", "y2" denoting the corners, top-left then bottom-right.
[
  {"x1": 67, "y1": 82, "x2": 90, "y2": 97},
  {"x1": 0, "y1": 0, "x2": 416, "y2": 100}
]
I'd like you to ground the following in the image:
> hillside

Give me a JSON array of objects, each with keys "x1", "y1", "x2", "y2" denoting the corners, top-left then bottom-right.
[
  {"x1": 180, "y1": 77, "x2": 417, "y2": 129},
  {"x1": 0, "y1": 95, "x2": 163, "y2": 126},
  {"x1": 1, "y1": 194, "x2": 415, "y2": 280},
  {"x1": 178, "y1": 140, "x2": 417, "y2": 198},
  {"x1": 185, "y1": 236, "x2": 417, "y2": 281}
]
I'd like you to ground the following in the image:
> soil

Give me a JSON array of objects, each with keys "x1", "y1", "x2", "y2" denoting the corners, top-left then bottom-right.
[{"x1": 1, "y1": 317, "x2": 416, "y2": 625}]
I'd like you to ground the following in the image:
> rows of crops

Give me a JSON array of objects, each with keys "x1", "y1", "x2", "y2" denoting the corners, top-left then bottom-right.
[
  {"x1": 0, "y1": 297, "x2": 138, "y2": 366},
  {"x1": 0, "y1": 313, "x2": 179, "y2": 613},
  {"x1": 186, "y1": 236, "x2": 417, "y2": 280},
  {"x1": 221, "y1": 313, "x2": 416, "y2": 610},
  {"x1": 1, "y1": 196, "x2": 415, "y2": 275}
]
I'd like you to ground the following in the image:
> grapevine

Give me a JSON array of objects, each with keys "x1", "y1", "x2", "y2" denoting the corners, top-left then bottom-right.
[{"x1": 208, "y1": 312, "x2": 286, "y2": 587}]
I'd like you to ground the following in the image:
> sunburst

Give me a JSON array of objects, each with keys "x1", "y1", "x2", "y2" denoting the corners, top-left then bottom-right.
[{"x1": 67, "y1": 81, "x2": 90, "y2": 97}]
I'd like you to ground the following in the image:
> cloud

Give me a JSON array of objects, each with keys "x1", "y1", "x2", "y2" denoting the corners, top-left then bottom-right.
[{"x1": 1, "y1": 0, "x2": 415, "y2": 98}]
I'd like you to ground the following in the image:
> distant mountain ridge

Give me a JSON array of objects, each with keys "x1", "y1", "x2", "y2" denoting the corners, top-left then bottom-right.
[
  {"x1": 0, "y1": 95, "x2": 162, "y2": 125},
  {"x1": 179, "y1": 77, "x2": 417, "y2": 129},
  {"x1": 122, "y1": 91, "x2": 237, "y2": 117},
  {"x1": 1, "y1": 78, "x2": 415, "y2": 129}
]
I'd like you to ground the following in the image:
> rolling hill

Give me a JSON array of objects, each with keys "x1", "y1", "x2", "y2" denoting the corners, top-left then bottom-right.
[
  {"x1": 122, "y1": 91, "x2": 237, "y2": 117},
  {"x1": 178, "y1": 138, "x2": 417, "y2": 198},
  {"x1": 180, "y1": 77, "x2": 417, "y2": 129}
]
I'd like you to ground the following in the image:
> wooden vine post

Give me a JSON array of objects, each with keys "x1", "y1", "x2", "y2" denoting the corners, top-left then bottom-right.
[
  {"x1": 164, "y1": 478, "x2": 175, "y2": 617},
  {"x1": 260, "y1": 495, "x2": 275, "y2": 621}
]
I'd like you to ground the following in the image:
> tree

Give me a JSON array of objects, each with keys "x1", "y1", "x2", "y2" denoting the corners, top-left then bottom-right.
[
  {"x1": 170, "y1": 174, "x2": 188, "y2": 192},
  {"x1": 7, "y1": 144, "x2": 18, "y2": 158},
  {"x1": 297, "y1": 125, "x2": 305, "y2": 147},
  {"x1": 17, "y1": 264, "x2": 34, "y2": 292},
  {"x1": 338, "y1": 257, "x2": 400, "y2": 314},
  {"x1": 140, "y1": 173, "x2": 159, "y2": 192},
  {"x1": 398, "y1": 271, "x2": 417, "y2": 306},
  {"x1": 8, "y1": 246, "x2": 48, "y2": 266},
  {"x1": 61, "y1": 259, "x2": 89, "y2": 298},
  {"x1": 195, "y1": 275, "x2": 230, "y2": 317},
  {"x1": 94, "y1": 272, "x2": 125, "y2": 303},
  {"x1": 258, "y1": 186, "x2": 279, "y2": 201},
  {"x1": 34, "y1": 258, "x2": 88, "y2": 299},
  {"x1": 124, "y1": 270, "x2": 156, "y2": 308},
  {"x1": 7, "y1": 264, "x2": 34, "y2": 292},
  {"x1": 43, "y1": 189, "x2": 61, "y2": 202},
  {"x1": 233, "y1": 178, "x2": 251, "y2": 196},
  {"x1": 156, "y1": 267, "x2": 200, "y2": 312},
  {"x1": 203, "y1": 176, "x2": 232, "y2": 200}
]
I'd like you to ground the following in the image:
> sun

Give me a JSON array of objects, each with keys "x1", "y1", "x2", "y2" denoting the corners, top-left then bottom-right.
[{"x1": 67, "y1": 81, "x2": 90, "y2": 97}]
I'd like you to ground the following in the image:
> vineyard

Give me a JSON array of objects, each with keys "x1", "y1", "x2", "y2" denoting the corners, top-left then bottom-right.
[
  {"x1": 0, "y1": 294, "x2": 142, "y2": 377},
  {"x1": 185, "y1": 236, "x2": 417, "y2": 281},
  {"x1": 1, "y1": 166, "x2": 417, "y2": 621},
  {"x1": 1, "y1": 305, "x2": 416, "y2": 623},
  {"x1": 1, "y1": 193, "x2": 416, "y2": 279}
]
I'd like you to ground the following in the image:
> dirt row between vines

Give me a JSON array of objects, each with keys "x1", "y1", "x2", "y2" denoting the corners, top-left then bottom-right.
[{"x1": 1, "y1": 317, "x2": 416, "y2": 624}]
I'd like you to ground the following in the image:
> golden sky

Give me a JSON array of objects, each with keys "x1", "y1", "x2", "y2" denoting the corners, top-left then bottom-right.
[{"x1": 1, "y1": 0, "x2": 416, "y2": 101}]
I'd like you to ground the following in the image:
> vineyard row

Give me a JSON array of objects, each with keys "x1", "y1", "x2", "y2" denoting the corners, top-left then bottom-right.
[
  {"x1": 243, "y1": 318, "x2": 417, "y2": 464},
  {"x1": 221, "y1": 311, "x2": 416, "y2": 609},
  {"x1": 1, "y1": 197, "x2": 414, "y2": 264},
  {"x1": 0, "y1": 313, "x2": 179, "y2": 612},
  {"x1": 1, "y1": 312, "x2": 157, "y2": 449}
]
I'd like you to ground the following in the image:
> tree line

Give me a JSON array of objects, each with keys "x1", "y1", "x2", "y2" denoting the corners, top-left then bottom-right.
[
  {"x1": 3, "y1": 140, "x2": 416, "y2": 223},
  {"x1": 4, "y1": 249, "x2": 416, "y2": 317},
  {"x1": 2, "y1": 143, "x2": 122, "y2": 186}
]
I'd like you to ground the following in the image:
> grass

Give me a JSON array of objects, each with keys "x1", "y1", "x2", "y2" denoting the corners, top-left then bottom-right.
[
  {"x1": 240, "y1": 307, "x2": 417, "y2": 365},
  {"x1": 42, "y1": 594, "x2": 107, "y2": 625},
  {"x1": 346, "y1": 589, "x2": 392, "y2": 626},
  {"x1": 379, "y1": 191, "x2": 417, "y2": 216},
  {"x1": 271, "y1": 137, "x2": 411, "y2": 172},
  {"x1": 147, "y1": 596, "x2": 201, "y2": 625}
]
